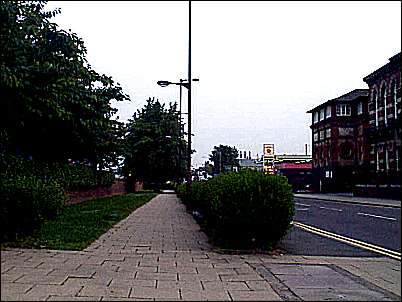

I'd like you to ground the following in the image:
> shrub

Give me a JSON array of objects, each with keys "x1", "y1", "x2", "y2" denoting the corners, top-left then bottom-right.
[
  {"x1": 0, "y1": 174, "x2": 66, "y2": 242},
  {"x1": 177, "y1": 170, "x2": 295, "y2": 250}
]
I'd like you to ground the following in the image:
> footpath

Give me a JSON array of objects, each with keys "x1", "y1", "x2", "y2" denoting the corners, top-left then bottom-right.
[{"x1": 1, "y1": 194, "x2": 401, "y2": 301}]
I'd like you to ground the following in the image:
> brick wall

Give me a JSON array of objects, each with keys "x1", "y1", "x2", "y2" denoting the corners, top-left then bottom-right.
[{"x1": 66, "y1": 180, "x2": 126, "y2": 205}]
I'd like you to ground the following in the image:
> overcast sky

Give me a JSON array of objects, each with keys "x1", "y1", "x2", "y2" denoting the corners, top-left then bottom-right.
[{"x1": 45, "y1": 1, "x2": 401, "y2": 167}]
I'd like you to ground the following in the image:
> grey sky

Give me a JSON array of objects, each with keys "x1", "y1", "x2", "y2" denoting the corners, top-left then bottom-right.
[{"x1": 45, "y1": 1, "x2": 401, "y2": 167}]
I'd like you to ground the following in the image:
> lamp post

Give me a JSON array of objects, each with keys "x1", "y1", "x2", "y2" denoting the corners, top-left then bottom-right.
[{"x1": 156, "y1": 78, "x2": 199, "y2": 187}]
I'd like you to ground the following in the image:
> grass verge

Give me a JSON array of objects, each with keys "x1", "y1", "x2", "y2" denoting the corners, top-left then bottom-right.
[{"x1": 1, "y1": 192, "x2": 157, "y2": 250}]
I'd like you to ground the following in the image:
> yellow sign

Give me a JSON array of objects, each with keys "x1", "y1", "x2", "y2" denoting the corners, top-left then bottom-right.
[{"x1": 263, "y1": 144, "x2": 274, "y2": 157}]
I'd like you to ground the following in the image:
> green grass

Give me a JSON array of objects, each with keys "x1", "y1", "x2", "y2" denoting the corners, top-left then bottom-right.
[{"x1": 1, "y1": 193, "x2": 157, "y2": 250}]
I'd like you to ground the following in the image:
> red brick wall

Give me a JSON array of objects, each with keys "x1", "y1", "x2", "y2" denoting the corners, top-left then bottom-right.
[{"x1": 66, "y1": 180, "x2": 126, "y2": 205}]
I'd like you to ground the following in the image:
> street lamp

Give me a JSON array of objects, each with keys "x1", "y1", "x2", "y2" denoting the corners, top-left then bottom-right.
[{"x1": 156, "y1": 78, "x2": 199, "y2": 186}]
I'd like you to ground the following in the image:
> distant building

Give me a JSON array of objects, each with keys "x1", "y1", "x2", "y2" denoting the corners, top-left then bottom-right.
[
  {"x1": 307, "y1": 89, "x2": 369, "y2": 192},
  {"x1": 238, "y1": 158, "x2": 263, "y2": 171},
  {"x1": 274, "y1": 154, "x2": 313, "y2": 192}
]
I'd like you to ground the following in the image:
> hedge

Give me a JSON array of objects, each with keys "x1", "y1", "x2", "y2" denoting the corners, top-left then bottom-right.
[
  {"x1": 0, "y1": 153, "x2": 115, "y2": 242},
  {"x1": 177, "y1": 170, "x2": 295, "y2": 250}
]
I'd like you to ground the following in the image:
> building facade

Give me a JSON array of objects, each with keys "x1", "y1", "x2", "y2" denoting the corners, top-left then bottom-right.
[
  {"x1": 307, "y1": 89, "x2": 369, "y2": 192},
  {"x1": 307, "y1": 52, "x2": 401, "y2": 198},
  {"x1": 360, "y1": 53, "x2": 401, "y2": 198}
]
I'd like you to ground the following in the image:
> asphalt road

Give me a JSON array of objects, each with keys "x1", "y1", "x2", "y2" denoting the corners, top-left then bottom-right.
[{"x1": 278, "y1": 198, "x2": 401, "y2": 257}]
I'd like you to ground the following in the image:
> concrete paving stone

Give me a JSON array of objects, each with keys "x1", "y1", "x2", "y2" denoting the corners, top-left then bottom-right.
[
  {"x1": 234, "y1": 267, "x2": 258, "y2": 275},
  {"x1": 47, "y1": 295, "x2": 103, "y2": 301},
  {"x1": 79, "y1": 284, "x2": 131, "y2": 298},
  {"x1": 196, "y1": 267, "x2": 237, "y2": 275},
  {"x1": 219, "y1": 273, "x2": 264, "y2": 282},
  {"x1": 109, "y1": 278, "x2": 156, "y2": 288},
  {"x1": 103, "y1": 297, "x2": 153, "y2": 301},
  {"x1": 129, "y1": 285, "x2": 180, "y2": 300},
  {"x1": 93, "y1": 270, "x2": 137, "y2": 280},
  {"x1": 139, "y1": 259, "x2": 165, "y2": 267},
  {"x1": 1, "y1": 264, "x2": 15, "y2": 273},
  {"x1": 202, "y1": 281, "x2": 249, "y2": 290},
  {"x1": 158, "y1": 265, "x2": 197, "y2": 274},
  {"x1": 291, "y1": 287, "x2": 394, "y2": 301},
  {"x1": 135, "y1": 271, "x2": 178, "y2": 281},
  {"x1": 180, "y1": 288, "x2": 232, "y2": 301},
  {"x1": 246, "y1": 280, "x2": 276, "y2": 291},
  {"x1": 14, "y1": 273, "x2": 69, "y2": 285},
  {"x1": 229, "y1": 289, "x2": 282, "y2": 301},
  {"x1": 1, "y1": 271, "x2": 24, "y2": 282},
  {"x1": 178, "y1": 272, "x2": 221, "y2": 282},
  {"x1": 263, "y1": 263, "x2": 306, "y2": 275},
  {"x1": 47, "y1": 267, "x2": 97, "y2": 278},
  {"x1": 25, "y1": 283, "x2": 82, "y2": 297},
  {"x1": 5, "y1": 266, "x2": 53, "y2": 276},
  {"x1": 1, "y1": 282, "x2": 34, "y2": 294},
  {"x1": 279, "y1": 274, "x2": 368, "y2": 291},
  {"x1": 156, "y1": 280, "x2": 202, "y2": 290},
  {"x1": 212, "y1": 262, "x2": 253, "y2": 269},
  {"x1": 1, "y1": 292, "x2": 50, "y2": 301},
  {"x1": 5, "y1": 259, "x2": 44, "y2": 268},
  {"x1": 36, "y1": 260, "x2": 81, "y2": 271},
  {"x1": 63, "y1": 276, "x2": 112, "y2": 287},
  {"x1": 134, "y1": 265, "x2": 158, "y2": 273}
]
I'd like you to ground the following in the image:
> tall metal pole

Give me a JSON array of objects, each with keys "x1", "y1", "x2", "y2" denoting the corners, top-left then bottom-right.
[{"x1": 187, "y1": 0, "x2": 192, "y2": 191}]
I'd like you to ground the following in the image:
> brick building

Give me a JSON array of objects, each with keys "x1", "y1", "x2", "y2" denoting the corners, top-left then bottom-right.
[
  {"x1": 307, "y1": 89, "x2": 369, "y2": 192},
  {"x1": 307, "y1": 52, "x2": 401, "y2": 198},
  {"x1": 359, "y1": 52, "x2": 401, "y2": 198}
]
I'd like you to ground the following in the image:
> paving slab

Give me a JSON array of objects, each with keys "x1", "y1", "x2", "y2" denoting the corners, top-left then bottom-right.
[{"x1": 1, "y1": 193, "x2": 401, "y2": 301}]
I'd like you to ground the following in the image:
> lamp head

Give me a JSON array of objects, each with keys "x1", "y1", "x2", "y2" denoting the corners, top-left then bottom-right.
[{"x1": 157, "y1": 80, "x2": 171, "y2": 87}]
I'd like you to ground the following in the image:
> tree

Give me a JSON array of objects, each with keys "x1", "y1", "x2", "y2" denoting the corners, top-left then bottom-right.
[
  {"x1": 209, "y1": 145, "x2": 239, "y2": 175},
  {"x1": 0, "y1": 1, "x2": 129, "y2": 168},
  {"x1": 123, "y1": 98, "x2": 188, "y2": 189}
]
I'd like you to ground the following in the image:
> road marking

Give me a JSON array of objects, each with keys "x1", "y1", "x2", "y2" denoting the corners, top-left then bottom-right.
[
  {"x1": 292, "y1": 221, "x2": 401, "y2": 261},
  {"x1": 296, "y1": 207, "x2": 310, "y2": 211},
  {"x1": 319, "y1": 206, "x2": 343, "y2": 212},
  {"x1": 357, "y1": 212, "x2": 397, "y2": 221},
  {"x1": 295, "y1": 203, "x2": 310, "y2": 207}
]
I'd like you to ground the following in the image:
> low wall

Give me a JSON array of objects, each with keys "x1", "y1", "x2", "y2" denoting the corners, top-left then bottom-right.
[{"x1": 66, "y1": 180, "x2": 126, "y2": 205}]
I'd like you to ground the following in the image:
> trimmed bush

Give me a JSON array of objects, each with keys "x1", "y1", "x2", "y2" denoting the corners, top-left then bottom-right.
[
  {"x1": 0, "y1": 153, "x2": 114, "y2": 242},
  {"x1": 177, "y1": 170, "x2": 295, "y2": 250},
  {"x1": 0, "y1": 174, "x2": 66, "y2": 242}
]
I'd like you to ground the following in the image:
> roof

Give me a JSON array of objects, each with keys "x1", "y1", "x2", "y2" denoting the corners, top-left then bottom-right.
[
  {"x1": 307, "y1": 89, "x2": 369, "y2": 113},
  {"x1": 363, "y1": 52, "x2": 401, "y2": 84},
  {"x1": 239, "y1": 158, "x2": 261, "y2": 167},
  {"x1": 276, "y1": 163, "x2": 312, "y2": 170}
]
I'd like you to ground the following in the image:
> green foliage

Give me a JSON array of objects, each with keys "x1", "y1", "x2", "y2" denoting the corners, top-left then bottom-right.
[
  {"x1": 0, "y1": 1, "x2": 129, "y2": 168},
  {"x1": 178, "y1": 170, "x2": 295, "y2": 250},
  {"x1": 1, "y1": 154, "x2": 114, "y2": 190},
  {"x1": 209, "y1": 145, "x2": 239, "y2": 175},
  {"x1": 123, "y1": 97, "x2": 189, "y2": 189},
  {"x1": 1, "y1": 193, "x2": 157, "y2": 250},
  {"x1": 0, "y1": 174, "x2": 66, "y2": 242}
]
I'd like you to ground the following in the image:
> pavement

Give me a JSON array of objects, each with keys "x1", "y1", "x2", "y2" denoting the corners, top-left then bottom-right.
[
  {"x1": 1, "y1": 194, "x2": 401, "y2": 301},
  {"x1": 294, "y1": 193, "x2": 401, "y2": 208}
]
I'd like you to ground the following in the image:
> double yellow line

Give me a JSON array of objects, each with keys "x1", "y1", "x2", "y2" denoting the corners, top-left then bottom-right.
[{"x1": 292, "y1": 221, "x2": 401, "y2": 261}]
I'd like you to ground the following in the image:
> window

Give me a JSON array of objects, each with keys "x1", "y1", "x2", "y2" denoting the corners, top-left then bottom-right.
[
  {"x1": 391, "y1": 79, "x2": 398, "y2": 118},
  {"x1": 381, "y1": 84, "x2": 387, "y2": 125},
  {"x1": 325, "y1": 128, "x2": 331, "y2": 138},
  {"x1": 319, "y1": 108, "x2": 325, "y2": 121},
  {"x1": 313, "y1": 132, "x2": 318, "y2": 142},
  {"x1": 326, "y1": 106, "x2": 331, "y2": 118},
  {"x1": 357, "y1": 102, "x2": 363, "y2": 115},
  {"x1": 373, "y1": 89, "x2": 378, "y2": 127},
  {"x1": 313, "y1": 112, "x2": 319, "y2": 123},
  {"x1": 336, "y1": 104, "x2": 351, "y2": 116},
  {"x1": 319, "y1": 130, "x2": 325, "y2": 140}
]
